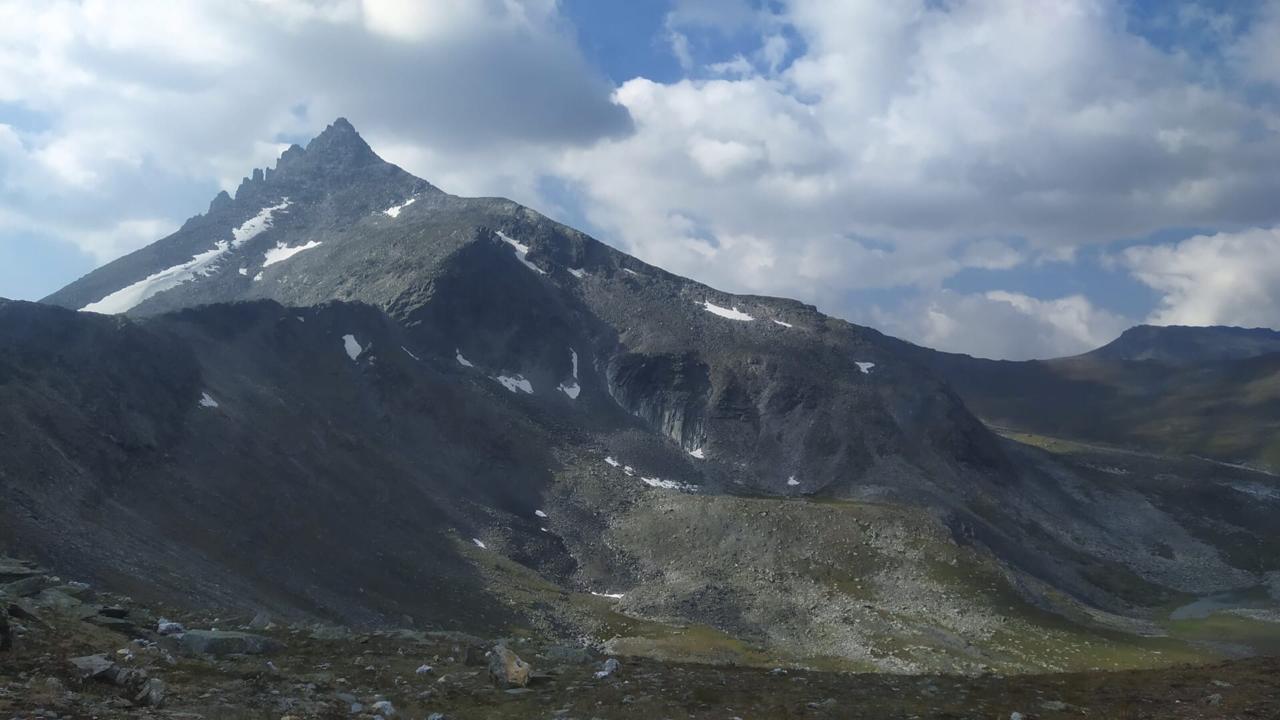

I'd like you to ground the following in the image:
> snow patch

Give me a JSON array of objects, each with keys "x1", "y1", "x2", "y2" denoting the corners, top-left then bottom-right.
[
  {"x1": 455, "y1": 350, "x2": 474, "y2": 368},
  {"x1": 382, "y1": 196, "x2": 416, "y2": 218},
  {"x1": 786, "y1": 476, "x2": 800, "y2": 486},
  {"x1": 591, "y1": 592, "x2": 625, "y2": 600},
  {"x1": 253, "y1": 272, "x2": 264, "y2": 282},
  {"x1": 402, "y1": 346, "x2": 420, "y2": 361},
  {"x1": 198, "y1": 392, "x2": 219, "y2": 408},
  {"x1": 855, "y1": 362, "x2": 876, "y2": 374},
  {"x1": 641, "y1": 476, "x2": 698, "y2": 492},
  {"x1": 558, "y1": 348, "x2": 581, "y2": 399},
  {"x1": 232, "y1": 199, "x2": 290, "y2": 245},
  {"x1": 495, "y1": 374, "x2": 533, "y2": 394},
  {"x1": 262, "y1": 239, "x2": 322, "y2": 267},
  {"x1": 472, "y1": 538, "x2": 487, "y2": 549},
  {"x1": 495, "y1": 230, "x2": 546, "y2": 275},
  {"x1": 702, "y1": 300, "x2": 754, "y2": 322},
  {"x1": 568, "y1": 267, "x2": 586, "y2": 279},
  {"x1": 534, "y1": 510, "x2": 548, "y2": 518},
  {"x1": 342, "y1": 334, "x2": 364, "y2": 361},
  {"x1": 623, "y1": 268, "x2": 639, "y2": 276},
  {"x1": 604, "y1": 457, "x2": 621, "y2": 467},
  {"x1": 688, "y1": 448, "x2": 705, "y2": 459},
  {"x1": 80, "y1": 201, "x2": 291, "y2": 314},
  {"x1": 772, "y1": 319, "x2": 793, "y2": 328},
  {"x1": 238, "y1": 268, "x2": 248, "y2": 276}
]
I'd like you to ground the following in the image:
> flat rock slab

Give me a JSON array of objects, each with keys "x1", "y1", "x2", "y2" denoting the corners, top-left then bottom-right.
[
  {"x1": 70, "y1": 654, "x2": 116, "y2": 679},
  {"x1": 0, "y1": 559, "x2": 44, "y2": 583},
  {"x1": 179, "y1": 630, "x2": 282, "y2": 656}
]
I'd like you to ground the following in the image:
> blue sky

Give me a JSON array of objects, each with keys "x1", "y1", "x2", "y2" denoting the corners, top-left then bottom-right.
[{"x1": 3, "y1": 0, "x2": 1280, "y2": 359}]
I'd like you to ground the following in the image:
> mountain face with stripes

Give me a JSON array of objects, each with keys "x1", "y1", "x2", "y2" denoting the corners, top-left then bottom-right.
[{"x1": 8, "y1": 119, "x2": 1278, "y2": 674}]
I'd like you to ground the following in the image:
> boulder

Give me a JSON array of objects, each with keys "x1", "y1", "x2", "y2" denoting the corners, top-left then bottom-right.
[
  {"x1": 0, "y1": 558, "x2": 43, "y2": 583},
  {"x1": 594, "y1": 657, "x2": 620, "y2": 679},
  {"x1": 30, "y1": 588, "x2": 83, "y2": 612},
  {"x1": 487, "y1": 645, "x2": 531, "y2": 688},
  {"x1": 70, "y1": 654, "x2": 117, "y2": 680},
  {"x1": 463, "y1": 643, "x2": 489, "y2": 666},
  {"x1": 543, "y1": 645, "x2": 593, "y2": 665},
  {"x1": 179, "y1": 629, "x2": 282, "y2": 656},
  {"x1": 132, "y1": 677, "x2": 166, "y2": 707},
  {"x1": 0, "y1": 575, "x2": 55, "y2": 598},
  {"x1": 309, "y1": 625, "x2": 351, "y2": 641}
]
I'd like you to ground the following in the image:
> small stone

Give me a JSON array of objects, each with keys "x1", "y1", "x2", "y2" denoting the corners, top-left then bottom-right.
[
  {"x1": 371, "y1": 699, "x2": 395, "y2": 716},
  {"x1": 415, "y1": 664, "x2": 433, "y2": 675},
  {"x1": 1205, "y1": 693, "x2": 1223, "y2": 706},
  {"x1": 157, "y1": 619, "x2": 186, "y2": 636},
  {"x1": 1010, "y1": 713, "x2": 1025, "y2": 720},
  {"x1": 593, "y1": 657, "x2": 620, "y2": 679}
]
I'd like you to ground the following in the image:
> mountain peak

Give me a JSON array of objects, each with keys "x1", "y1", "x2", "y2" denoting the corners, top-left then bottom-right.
[
  {"x1": 269, "y1": 117, "x2": 382, "y2": 172},
  {"x1": 308, "y1": 117, "x2": 375, "y2": 154}
]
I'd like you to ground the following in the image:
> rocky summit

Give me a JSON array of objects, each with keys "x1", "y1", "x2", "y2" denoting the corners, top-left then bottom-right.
[{"x1": 4, "y1": 119, "x2": 1280, "y2": 716}]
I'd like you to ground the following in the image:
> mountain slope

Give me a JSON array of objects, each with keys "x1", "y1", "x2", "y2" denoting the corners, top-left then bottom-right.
[
  {"x1": 1088, "y1": 324, "x2": 1280, "y2": 366},
  {"x1": 898, "y1": 326, "x2": 1280, "y2": 471},
  {"x1": 14, "y1": 119, "x2": 1280, "y2": 673}
]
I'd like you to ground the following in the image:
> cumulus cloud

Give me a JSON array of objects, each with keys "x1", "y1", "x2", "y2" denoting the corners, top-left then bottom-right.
[
  {"x1": 547, "y1": 0, "x2": 1280, "y2": 355},
  {"x1": 1122, "y1": 227, "x2": 1280, "y2": 328},
  {"x1": 4, "y1": 0, "x2": 1280, "y2": 358},
  {"x1": 872, "y1": 289, "x2": 1131, "y2": 360},
  {"x1": 0, "y1": 0, "x2": 628, "y2": 264}
]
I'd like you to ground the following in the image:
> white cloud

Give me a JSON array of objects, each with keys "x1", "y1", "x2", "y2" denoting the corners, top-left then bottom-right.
[
  {"x1": 0, "y1": 0, "x2": 628, "y2": 266},
  {"x1": 548, "y1": 0, "x2": 1280, "y2": 355},
  {"x1": 1123, "y1": 227, "x2": 1280, "y2": 328},
  {"x1": 874, "y1": 289, "x2": 1131, "y2": 360},
  {"x1": 5, "y1": 0, "x2": 1280, "y2": 357}
]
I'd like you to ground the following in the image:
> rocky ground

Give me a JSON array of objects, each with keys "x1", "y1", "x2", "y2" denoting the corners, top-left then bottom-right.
[{"x1": 3, "y1": 556, "x2": 1278, "y2": 719}]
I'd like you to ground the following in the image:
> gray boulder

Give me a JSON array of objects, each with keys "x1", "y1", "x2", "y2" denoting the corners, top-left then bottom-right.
[
  {"x1": 542, "y1": 645, "x2": 593, "y2": 665},
  {"x1": 179, "y1": 629, "x2": 282, "y2": 656}
]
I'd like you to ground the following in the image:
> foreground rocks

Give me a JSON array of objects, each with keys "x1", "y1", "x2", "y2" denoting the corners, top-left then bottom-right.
[{"x1": 1, "y1": 555, "x2": 1278, "y2": 719}]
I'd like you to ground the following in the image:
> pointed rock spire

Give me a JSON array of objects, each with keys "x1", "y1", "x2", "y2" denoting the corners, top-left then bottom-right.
[{"x1": 303, "y1": 117, "x2": 380, "y2": 168}]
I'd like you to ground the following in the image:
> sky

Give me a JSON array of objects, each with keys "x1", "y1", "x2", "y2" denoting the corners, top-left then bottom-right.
[{"x1": 3, "y1": 0, "x2": 1280, "y2": 360}]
